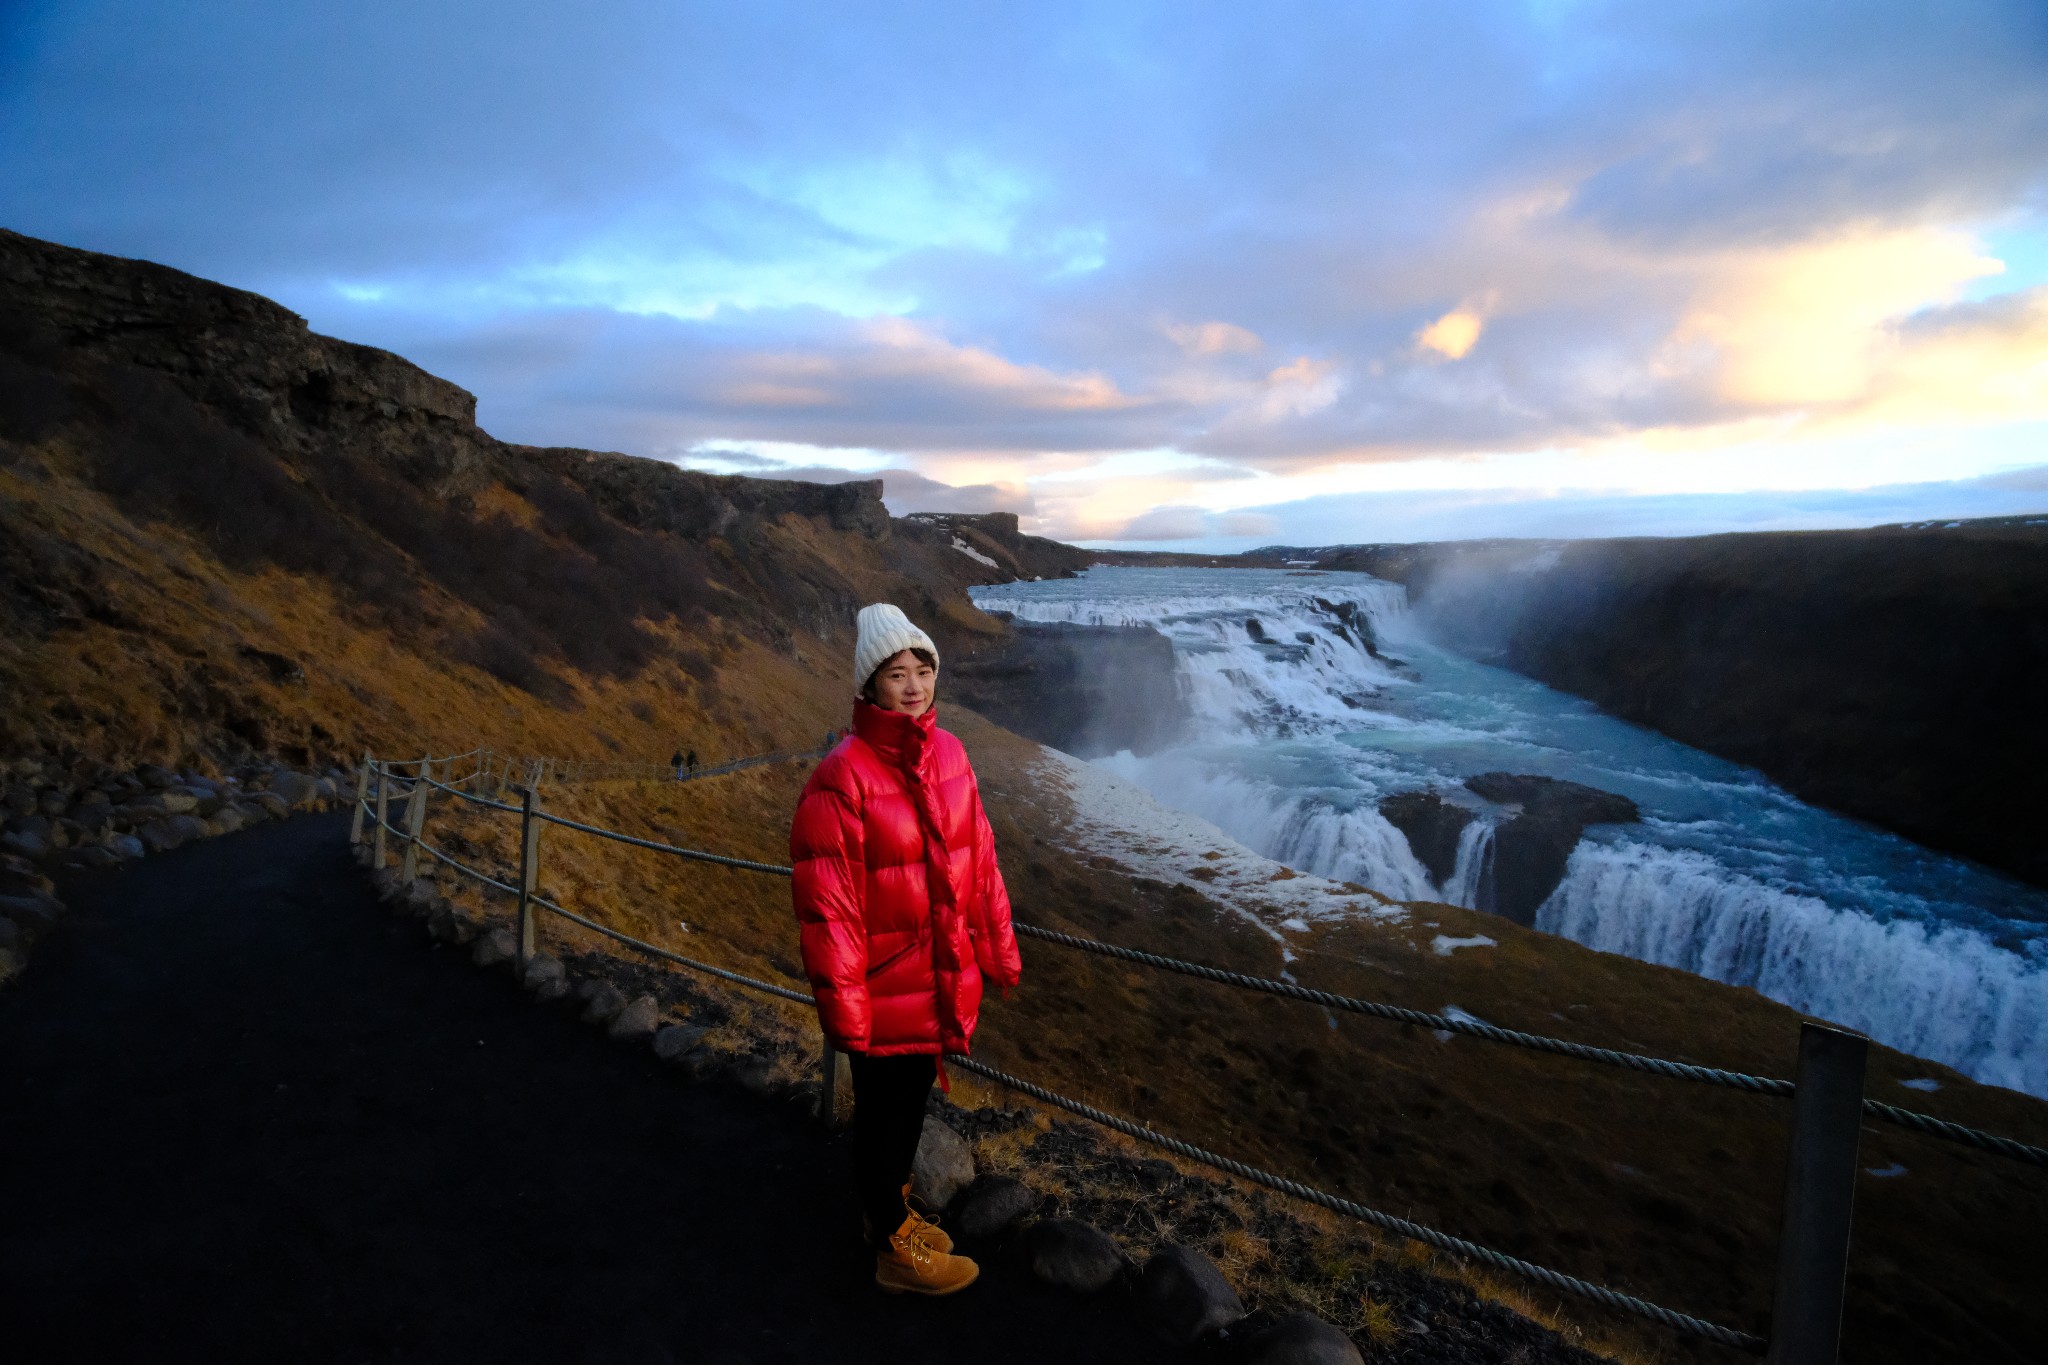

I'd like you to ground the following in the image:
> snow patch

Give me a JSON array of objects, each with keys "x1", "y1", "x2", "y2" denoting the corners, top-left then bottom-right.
[
  {"x1": 951, "y1": 536, "x2": 1000, "y2": 568},
  {"x1": 1432, "y1": 933, "x2": 1497, "y2": 957}
]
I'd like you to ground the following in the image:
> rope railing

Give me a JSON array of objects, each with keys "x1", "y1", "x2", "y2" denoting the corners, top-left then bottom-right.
[
  {"x1": 351, "y1": 794, "x2": 1764, "y2": 1351},
  {"x1": 349, "y1": 742, "x2": 2048, "y2": 1361},
  {"x1": 354, "y1": 763, "x2": 2048, "y2": 1169},
  {"x1": 944, "y1": 1054, "x2": 1767, "y2": 1353},
  {"x1": 1008, "y1": 926, "x2": 2048, "y2": 1168}
]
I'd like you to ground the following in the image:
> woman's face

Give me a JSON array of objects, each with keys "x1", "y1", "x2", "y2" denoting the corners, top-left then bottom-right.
[{"x1": 869, "y1": 649, "x2": 936, "y2": 716}]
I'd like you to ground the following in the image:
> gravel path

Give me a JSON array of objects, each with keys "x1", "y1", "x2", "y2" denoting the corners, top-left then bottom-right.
[{"x1": 0, "y1": 811, "x2": 1179, "y2": 1364}]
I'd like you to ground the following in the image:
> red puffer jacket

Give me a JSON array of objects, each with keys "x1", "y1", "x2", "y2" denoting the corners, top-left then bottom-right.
[{"x1": 790, "y1": 701, "x2": 1022, "y2": 1056}]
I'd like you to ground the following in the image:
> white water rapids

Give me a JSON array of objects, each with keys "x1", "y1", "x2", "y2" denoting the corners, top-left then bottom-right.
[{"x1": 973, "y1": 567, "x2": 2048, "y2": 1097}]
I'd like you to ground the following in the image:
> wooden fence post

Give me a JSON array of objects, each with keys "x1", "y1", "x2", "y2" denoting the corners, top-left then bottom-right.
[
  {"x1": 1764, "y1": 1022, "x2": 1868, "y2": 1365},
  {"x1": 348, "y1": 751, "x2": 371, "y2": 845},
  {"x1": 516, "y1": 785, "x2": 541, "y2": 973},
  {"x1": 401, "y1": 762, "x2": 429, "y2": 882},
  {"x1": 371, "y1": 765, "x2": 390, "y2": 868}
]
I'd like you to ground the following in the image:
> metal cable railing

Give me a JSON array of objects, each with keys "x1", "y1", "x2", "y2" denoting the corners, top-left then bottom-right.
[
  {"x1": 353, "y1": 793, "x2": 1764, "y2": 1351},
  {"x1": 945, "y1": 1054, "x2": 1766, "y2": 1352},
  {"x1": 350, "y1": 742, "x2": 2048, "y2": 1360},
  {"x1": 1008, "y1": 926, "x2": 2048, "y2": 1168}
]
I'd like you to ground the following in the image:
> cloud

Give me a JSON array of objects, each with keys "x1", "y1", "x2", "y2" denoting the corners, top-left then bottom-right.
[
  {"x1": 7, "y1": 1, "x2": 2048, "y2": 541},
  {"x1": 1165, "y1": 320, "x2": 1262, "y2": 355},
  {"x1": 1416, "y1": 307, "x2": 1485, "y2": 361}
]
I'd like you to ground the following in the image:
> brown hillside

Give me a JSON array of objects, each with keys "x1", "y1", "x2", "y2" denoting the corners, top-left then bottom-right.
[{"x1": 0, "y1": 227, "x2": 1085, "y2": 774}]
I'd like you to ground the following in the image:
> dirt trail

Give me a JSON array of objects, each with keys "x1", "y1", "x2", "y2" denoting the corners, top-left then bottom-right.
[{"x1": 0, "y1": 812, "x2": 1178, "y2": 1364}]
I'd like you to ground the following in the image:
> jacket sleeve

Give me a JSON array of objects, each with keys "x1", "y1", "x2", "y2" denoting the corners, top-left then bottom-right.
[
  {"x1": 969, "y1": 783, "x2": 1023, "y2": 989},
  {"x1": 791, "y1": 766, "x2": 871, "y2": 1051}
]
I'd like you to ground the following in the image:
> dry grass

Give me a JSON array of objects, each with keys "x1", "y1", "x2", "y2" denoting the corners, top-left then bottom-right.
[{"x1": 403, "y1": 705, "x2": 2048, "y2": 1365}]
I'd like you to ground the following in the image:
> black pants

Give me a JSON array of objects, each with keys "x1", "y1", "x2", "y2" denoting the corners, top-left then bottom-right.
[{"x1": 847, "y1": 1052, "x2": 936, "y2": 1241}]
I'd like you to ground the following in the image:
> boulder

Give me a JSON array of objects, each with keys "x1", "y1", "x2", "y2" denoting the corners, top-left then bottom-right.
[
  {"x1": 156, "y1": 790, "x2": 199, "y2": 815},
  {"x1": 0, "y1": 893, "x2": 63, "y2": 940},
  {"x1": 1377, "y1": 790, "x2": 1477, "y2": 887},
  {"x1": 0, "y1": 916, "x2": 17, "y2": 950},
  {"x1": 1462, "y1": 772, "x2": 1639, "y2": 924},
  {"x1": 71, "y1": 800, "x2": 114, "y2": 834},
  {"x1": 61, "y1": 845, "x2": 122, "y2": 869},
  {"x1": 533, "y1": 975, "x2": 570, "y2": 1003},
  {"x1": 0, "y1": 831, "x2": 48, "y2": 860},
  {"x1": 136, "y1": 764, "x2": 174, "y2": 789},
  {"x1": 137, "y1": 817, "x2": 195, "y2": 854},
  {"x1": 1017, "y1": 1219, "x2": 1127, "y2": 1293},
  {"x1": 0, "y1": 858, "x2": 54, "y2": 895},
  {"x1": 2, "y1": 784, "x2": 34, "y2": 815},
  {"x1": 427, "y1": 903, "x2": 474, "y2": 943},
  {"x1": 579, "y1": 981, "x2": 627, "y2": 1025},
  {"x1": 951, "y1": 1176, "x2": 1039, "y2": 1241},
  {"x1": 608, "y1": 994, "x2": 662, "y2": 1039},
  {"x1": 729, "y1": 1051, "x2": 777, "y2": 1095},
  {"x1": 1244, "y1": 1312, "x2": 1365, "y2": 1365},
  {"x1": 521, "y1": 952, "x2": 565, "y2": 990},
  {"x1": 252, "y1": 791, "x2": 289, "y2": 819},
  {"x1": 1135, "y1": 1244, "x2": 1245, "y2": 1343},
  {"x1": 106, "y1": 835, "x2": 145, "y2": 861},
  {"x1": 232, "y1": 800, "x2": 271, "y2": 825},
  {"x1": 472, "y1": 927, "x2": 518, "y2": 968},
  {"x1": 210, "y1": 806, "x2": 246, "y2": 834},
  {"x1": 401, "y1": 879, "x2": 439, "y2": 913},
  {"x1": 4, "y1": 814, "x2": 52, "y2": 840},
  {"x1": 268, "y1": 771, "x2": 322, "y2": 810},
  {"x1": 910, "y1": 1116, "x2": 976, "y2": 1211},
  {"x1": 652, "y1": 1023, "x2": 712, "y2": 1061}
]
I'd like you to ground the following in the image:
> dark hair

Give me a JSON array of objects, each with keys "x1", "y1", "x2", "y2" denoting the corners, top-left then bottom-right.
[{"x1": 860, "y1": 647, "x2": 938, "y2": 702}]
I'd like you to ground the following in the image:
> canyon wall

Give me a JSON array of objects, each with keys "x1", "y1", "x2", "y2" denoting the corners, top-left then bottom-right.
[{"x1": 1314, "y1": 527, "x2": 2048, "y2": 889}]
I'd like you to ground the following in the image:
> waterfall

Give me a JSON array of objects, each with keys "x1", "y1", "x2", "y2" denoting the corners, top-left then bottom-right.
[
  {"x1": 1539, "y1": 842, "x2": 2048, "y2": 1095},
  {"x1": 974, "y1": 567, "x2": 2048, "y2": 1097},
  {"x1": 1441, "y1": 819, "x2": 1496, "y2": 910}
]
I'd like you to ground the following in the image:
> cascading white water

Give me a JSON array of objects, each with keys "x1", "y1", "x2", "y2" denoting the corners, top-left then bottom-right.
[
  {"x1": 1540, "y1": 843, "x2": 2048, "y2": 1096},
  {"x1": 1441, "y1": 819, "x2": 1496, "y2": 910},
  {"x1": 973, "y1": 567, "x2": 2048, "y2": 1097}
]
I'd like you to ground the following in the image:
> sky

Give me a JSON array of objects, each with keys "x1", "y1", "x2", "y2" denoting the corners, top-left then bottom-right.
[{"x1": 4, "y1": 1, "x2": 2047, "y2": 547}]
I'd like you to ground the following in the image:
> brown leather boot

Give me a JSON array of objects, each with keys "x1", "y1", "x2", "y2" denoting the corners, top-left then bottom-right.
[
  {"x1": 863, "y1": 1183, "x2": 954, "y2": 1252},
  {"x1": 875, "y1": 1215, "x2": 979, "y2": 1296}
]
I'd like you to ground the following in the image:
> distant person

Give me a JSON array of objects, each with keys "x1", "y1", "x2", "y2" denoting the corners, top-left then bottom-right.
[
  {"x1": 790, "y1": 603, "x2": 1022, "y2": 1296},
  {"x1": 670, "y1": 749, "x2": 684, "y2": 781},
  {"x1": 685, "y1": 749, "x2": 698, "y2": 773}
]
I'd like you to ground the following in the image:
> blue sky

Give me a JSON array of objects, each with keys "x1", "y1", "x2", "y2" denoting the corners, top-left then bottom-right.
[{"x1": 4, "y1": 1, "x2": 2047, "y2": 545}]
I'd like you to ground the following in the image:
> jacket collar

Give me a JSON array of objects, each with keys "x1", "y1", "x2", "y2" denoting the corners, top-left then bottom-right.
[{"x1": 852, "y1": 698, "x2": 939, "y2": 772}]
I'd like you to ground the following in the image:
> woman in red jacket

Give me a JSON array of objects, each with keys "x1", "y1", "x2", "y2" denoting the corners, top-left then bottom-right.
[{"x1": 790, "y1": 603, "x2": 1023, "y2": 1296}]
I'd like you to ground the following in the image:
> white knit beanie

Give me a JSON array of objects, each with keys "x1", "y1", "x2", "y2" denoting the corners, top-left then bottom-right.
[{"x1": 853, "y1": 603, "x2": 939, "y2": 695}]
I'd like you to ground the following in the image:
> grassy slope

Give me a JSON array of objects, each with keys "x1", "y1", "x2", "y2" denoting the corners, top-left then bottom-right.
[{"x1": 429, "y1": 715, "x2": 2046, "y2": 1365}]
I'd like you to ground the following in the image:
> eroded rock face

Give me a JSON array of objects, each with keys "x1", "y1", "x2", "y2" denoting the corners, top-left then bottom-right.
[
  {"x1": 948, "y1": 621, "x2": 1190, "y2": 757},
  {"x1": 1464, "y1": 772, "x2": 1638, "y2": 925},
  {"x1": 1378, "y1": 790, "x2": 1476, "y2": 886}
]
